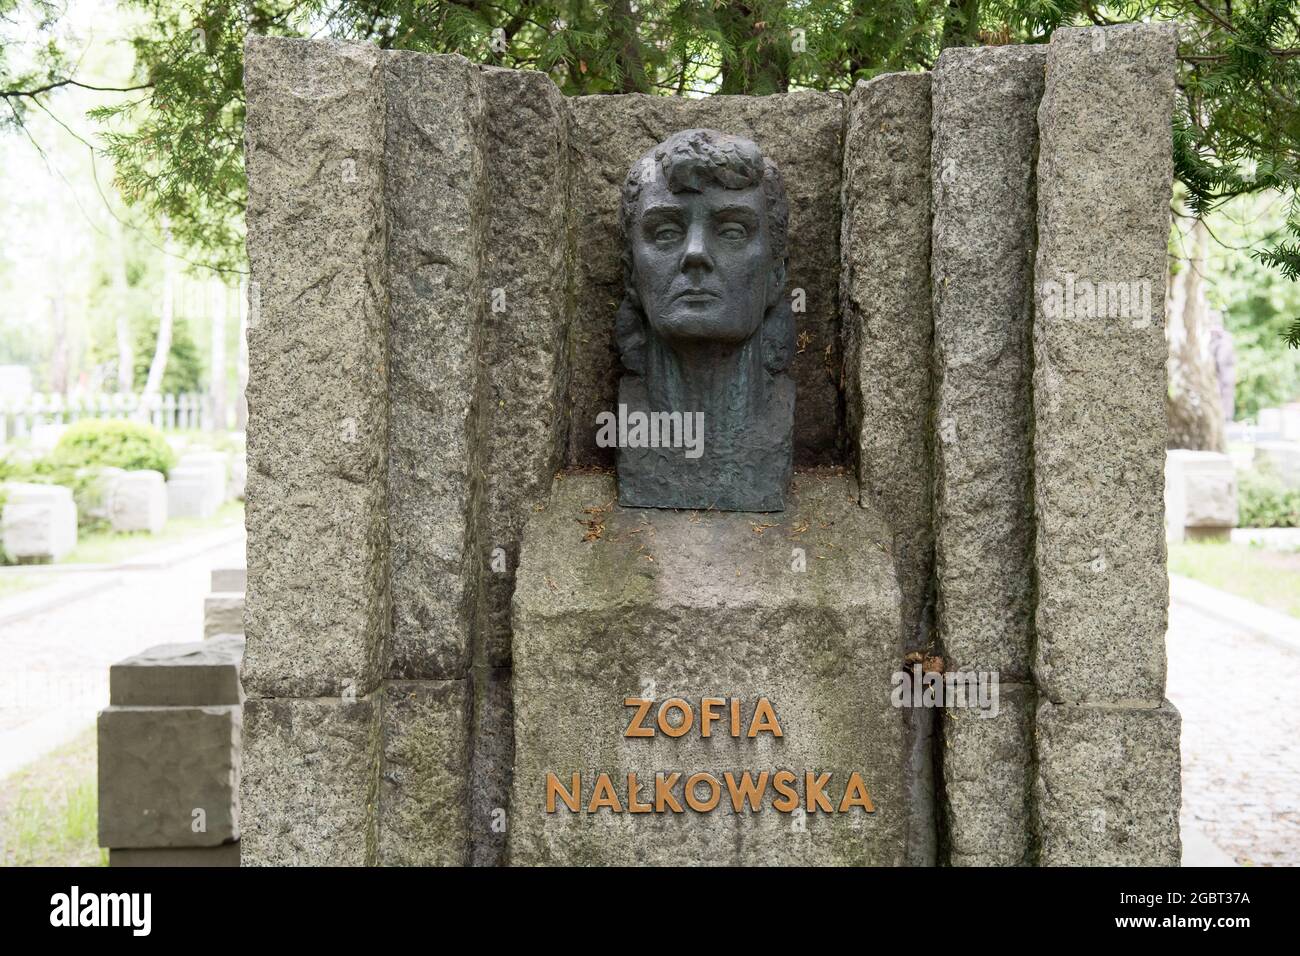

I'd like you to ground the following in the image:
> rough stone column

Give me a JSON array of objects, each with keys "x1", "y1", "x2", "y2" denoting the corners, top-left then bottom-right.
[
  {"x1": 1032, "y1": 23, "x2": 1181, "y2": 864},
  {"x1": 840, "y1": 72, "x2": 936, "y2": 865},
  {"x1": 241, "y1": 36, "x2": 388, "y2": 865},
  {"x1": 930, "y1": 45, "x2": 1045, "y2": 866},
  {"x1": 472, "y1": 67, "x2": 573, "y2": 865}
]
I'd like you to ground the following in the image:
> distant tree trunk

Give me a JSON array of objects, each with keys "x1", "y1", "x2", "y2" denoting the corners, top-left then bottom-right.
[
  {"x1": 1166, "y1": 214, "x2": 1226, "y2": 451},
  {"x1": 110, "y1": 216, "x2": 134, "y2": 393},
  {"x1": 610, "y1": 0, "x2": 650, "y2": 93},
  {"x1": 236, "y1": 276, "x2": 249, "y2": 431},
  {"x1": 209, "y1": 279, "x2": 227, "y2": 430},
  {"x1": 718, "y1": 3, "x2": 791, "y2": 94},
  {"x1": 941, "y1": 0, "x2": 981, "y2": 49},
  {"x1": 142, "y1": 217, "x2": 176, "y2": 402},
  {"x1": 49, "y1": 288, "x2": 68, "y2": 395}
]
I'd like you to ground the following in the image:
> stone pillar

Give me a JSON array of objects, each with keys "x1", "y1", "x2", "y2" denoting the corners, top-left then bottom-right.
[
  {"x1": 840, "y1": 72, "x2": 936, "y2": 865},
  {"x1": 930, "y1": 45, "x2": 1045, "y2": 866},
  {"x1": 241, "y1": 36, "x2": 388, "y2": 864},
  {"x1": 1031, "y1": 23, "x2": 1182, "y2": 864}
]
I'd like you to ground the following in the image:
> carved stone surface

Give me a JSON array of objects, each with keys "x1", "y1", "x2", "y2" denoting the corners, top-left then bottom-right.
[
  {"x1": 613, "y1": 129, "x2": 794, "y2": 512},
  {"x1": 510, "y1": 473, "x2": 907, "y2": 865}
]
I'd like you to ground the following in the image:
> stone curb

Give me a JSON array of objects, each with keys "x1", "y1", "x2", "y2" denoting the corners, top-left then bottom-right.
[{"x1": 1169, "y1": 574, "x2": 1300, "y2": 655}]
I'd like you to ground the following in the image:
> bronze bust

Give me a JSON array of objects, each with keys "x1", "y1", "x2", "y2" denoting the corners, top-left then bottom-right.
[{"x1": 609, "y1": 128, "x2": 794, "y2": 511}]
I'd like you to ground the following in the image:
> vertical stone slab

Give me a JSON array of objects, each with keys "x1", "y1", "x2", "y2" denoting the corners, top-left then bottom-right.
[
  {"x1": 931, "y1": 45, "x2": 1042, "y2": 680},
  {"x1": 1033, "y1": 24, "x2": 1177, "y2": 703},
  {"x1": 243, "y1": 36, "x2": 389, "y2": 698},
  {"x1": 841, "y1": 72, "x2": 934, "y2": 650},
  {"x1": 479, "y1": 67, "x2": 573, "y2": 669},
  {"x1": 377, "y1": 680, "x2": 471, "y2": 866},
  {"x1": 1035, "y1": 701, "x2": 1181, "y2": 865},
  {"x1": 929, "y1": 47, "x2": 1043, "y2": 867},
  {"x1": 383, "y1": 52, "x2": 489, "y2": 680},
  {"x1": 468, "y1": 667, "x2": 513, "y2": 866},
  {"x1": 840, "y1": 72, "x2": 936, "y2": 866},
  {"x1": 565, "y1": 92, "x2": 846, "y2": 469},
  {"x1": 240, "y1": 697, "x2": 380, "y2": 866}
]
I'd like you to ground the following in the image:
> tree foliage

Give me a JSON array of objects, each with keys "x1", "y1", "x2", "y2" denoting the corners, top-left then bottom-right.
[{"x1": 3, "y1": 1, "x2": 1300, "y2": 345}]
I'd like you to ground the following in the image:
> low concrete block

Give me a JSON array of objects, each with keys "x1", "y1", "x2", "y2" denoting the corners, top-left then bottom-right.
[
  {"x1": 1255, "y1": 441, "x2": 1300, "y2": 489},
  {"x1": 204, "y1": 592, "x2": 245, "y2": 639},
  {"x1": 2, "y1": 482, "x2": 77, "y2": 562},
  {"x1": 97, "y1": 704, "x2": 241, "y2": 848},
  {"x1": 110, "y1": 636, "x2": 244, "y2": 707},
  {"x1": 1165, "y1": 450, "x2": 1237, "y2": 542},
  {"x1": 1035, "y1": 700, "x2": 1181, "y2": 866},
  {"x1": 109, "y1": 469, "x2": 167, "y2": 534},
  {"x1": 166, "y1": 466, "x2": 219, "y2": 519},
  {"x1": 211, "y1": 567, "x2": 246, "y2": 592},
  {"x1": 177, "y1": 450, "x2": 228, "y2": 505},
  {"x1": 109, "y1": 843, "x2": 239, "y2": 867}
]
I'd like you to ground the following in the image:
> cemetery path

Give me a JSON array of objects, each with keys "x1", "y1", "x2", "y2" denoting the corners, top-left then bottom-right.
[
  {"x1": 1167, "y1": 597, "x2": 1300, "y2": 867},
  {"x1": 0, "y1": 535, "x2": 245, "y2": 780}
]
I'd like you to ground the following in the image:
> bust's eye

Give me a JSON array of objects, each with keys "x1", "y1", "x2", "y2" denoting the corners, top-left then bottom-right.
[
  {"x1": 654, "y1": 225, "x2": 683, "y2": 242},
  {"x1": 718, "y1": 222, "x2": 748, "y2": 240}
]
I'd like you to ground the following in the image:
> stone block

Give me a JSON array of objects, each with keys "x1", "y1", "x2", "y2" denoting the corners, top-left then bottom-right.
[
  {"x1": 942, "y1": 682, "x2": 1033, "y2": 866},
  {"x1": 204, "y1": 592, "x2": 245, "y2": 640},
  {"x1": 177, "y1": 450, "x2": 228, "y2": 505},
  {"x1": 566, "y1": 91, "x2": 846, "y2": 469},
  {"x1": 1165, "y1": 450, "x2": 1237, "y2": 542},
  {"x1": 510, "y1": 473, "x2": 907, "y2": 866},
  {"x1": 109, "y1": 469, "x2": 167, "y2": 534},
  {"x1": 1033, "y1": 24, "x2": 1178, "y2": 703},
  {"x1": 840, "y1": 72, "x2": 934, "y2": 651},
  {"x1": 97, "y1": 705, "x2": 241, "y2": 848},
  {"x1": 377, "y1": 680, "x2": 471, "y2": 866},
  {"x1": 110, "y1": 844, "x2": 239, "y2": 867},
  {"x1": 110, "y1": 635, "x2": 244, "y2": 707},
  {"x1": 479, "y1": 66, "x2": 575, "y2": 668},
  {"x1": 211, "y1": 567, "x2": 246, "y2": 593},
  {"x1": 383, "y1": 51, "x2": 488, "y2": 681},
  {"x1": 469, "y1": 666, "x2": 512, "y2": 866},
  {"x1": 1035, "y1": 699, "x2": 1181, "y2": 865},
  {"x1": 2, "y1": 482, "x2": 77, "y2": 562},
  {"x1": 166, "y1": 466, "x2": 218, "y2": 520},
  {"x1": 243, "y1": 36, "x2": 389, "y2": 698},
  {"x1": 932, "y1": 46, "x2": 1043, "y2": 678},
  {"x1": 240, "y1": 696, "x2": 379, "y2": 866},
  {"x1": 1255, "y1": 440, "x2": 1300, "y2": 490}
]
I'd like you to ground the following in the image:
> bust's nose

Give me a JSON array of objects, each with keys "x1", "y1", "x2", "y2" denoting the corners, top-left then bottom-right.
[{"x1": 681, "y1": 220, "x2": 714, "y2": 276}]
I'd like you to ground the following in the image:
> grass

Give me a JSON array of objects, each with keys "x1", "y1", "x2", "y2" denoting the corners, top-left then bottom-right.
[
  {"x1": 1169, "y1": 539, "x2": 1300, "y2": 618},
  {"x1": 0, "y1": 727, "x2": 106, "y2": 867}
]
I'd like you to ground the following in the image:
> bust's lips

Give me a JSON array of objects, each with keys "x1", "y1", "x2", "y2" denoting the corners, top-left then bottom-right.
[{"x1": 672, "y1": 288, "x2": 722, "y2": 303}]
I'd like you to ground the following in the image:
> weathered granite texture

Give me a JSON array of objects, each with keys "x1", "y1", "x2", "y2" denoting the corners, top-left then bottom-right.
[
  {"x1": 942, "y1": 683, "x2": 1034, "y2": 866},
  {"x1": 377, "y1": 680, "x2": 471, "y2": 865},
  {"x1": 468, "y1": 666, "x2": 513, "y2": 866},
  {"x1": 1033, "y1": 24, "x2": 1177, "y2": 703},
  {"x1": 243, "y1": 36, "x2": 389, "y2": 699},
  {"x1": 841, "y1": 73, "x2": 934, "y2": 652},
  {"x1": 97, "y1": 705, "x2": 241, "y2": 848},
  {"x1": 566, "y1": 92, "x2": 845, "y2": 470},
  {"x1": 203, "y1": 592, "x2": 245, "y2": 640},
  {"x1": 511, "y1": 473, "x2": 906, "y2": 865},
  {"x1": 1035, "y1": 700, "x2": 1181, "y2": 865},
  {"x1": 932, "y1": 45, "x2": 1043, "y2": 679},
  {"x1": 840, "y1": 72, "x2": 937, "y2": 866},
  {"x1": 384, "y1": 52, "x2": 488, "y2": 681},
  {"x1": 240, "y1": 697, "x2": 379, "y2": 866}
]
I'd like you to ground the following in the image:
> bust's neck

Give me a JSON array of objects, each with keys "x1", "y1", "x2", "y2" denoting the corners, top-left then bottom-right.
[{"x1": 645, "y1": 336, "x2": 766, "y2": 434}]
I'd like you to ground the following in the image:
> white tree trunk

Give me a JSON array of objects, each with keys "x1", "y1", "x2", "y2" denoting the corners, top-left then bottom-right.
[
  {"x1": 1166, "y1": 213, "x2": 1225, "y2": 452},
  {"x1": 209, "y1": 278, "x2": 227, "y2": 430},
  {"x1": 141, "y1": 216, "x2": 176, "y2": 402},
  {"x1": 110, "y1": 216, "x2": 134, "y2": 393}
]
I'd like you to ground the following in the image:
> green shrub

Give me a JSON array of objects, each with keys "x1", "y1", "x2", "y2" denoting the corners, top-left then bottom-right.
[
  {"x1": 48, "y1": 419, "x2": 176, "y2": 478},
  {"x1": 1238, "y1": 469, "x2": 1300, "y2": 528}
]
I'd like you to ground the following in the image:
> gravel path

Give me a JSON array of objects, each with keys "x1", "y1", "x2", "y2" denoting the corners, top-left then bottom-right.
[
  {"x1": 1167, "y1": 599, "x2": 1300, "y2": 867},
  {"x1": 0, "y1": 533, "x2": 245, "y2": 779}
]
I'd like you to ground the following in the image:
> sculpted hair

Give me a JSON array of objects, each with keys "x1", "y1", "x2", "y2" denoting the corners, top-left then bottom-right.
[{"x1": 616, "y1": 128, "x2": 793, "y2": 376}]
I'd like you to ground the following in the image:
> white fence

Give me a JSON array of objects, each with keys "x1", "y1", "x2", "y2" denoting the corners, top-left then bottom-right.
[{"x1": 2, "y1": 392, "x2": 209, "y2": 441}]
